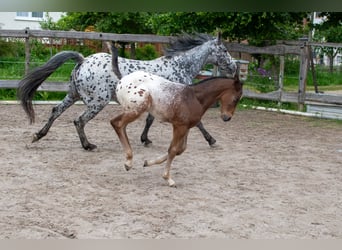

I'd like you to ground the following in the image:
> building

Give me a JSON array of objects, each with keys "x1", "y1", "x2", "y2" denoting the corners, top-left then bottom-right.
[{"x1": 0, "y1": 12, "x2": 64, "y2": 30}]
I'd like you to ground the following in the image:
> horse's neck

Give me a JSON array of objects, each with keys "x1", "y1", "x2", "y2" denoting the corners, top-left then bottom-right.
[
  {"x1": 170, "y1": 43, "x2": 212, "y2": 80},
  {"x1": 117, "y1": 42, "x2": 211, "y2": 84}
]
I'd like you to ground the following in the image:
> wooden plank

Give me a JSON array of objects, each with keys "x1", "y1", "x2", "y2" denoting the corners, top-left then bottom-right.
[
  {"x1": 1, "y1": 80, "x2": 341, "y2": 105},
  {"x1": 305, "y1": 93, "x2": 342, "y2": 105},
  {"x1": 0, "y1": 80, "x2": 68, "y2": 92},
  {"x1": 278, "y1": 40, "x2": 342, "y2": 49},
  {"x1": 224, "y1": 42, "x2": 301, "y2": 55},
  {"x1": 307, "y1": 104, "x2": 342, "y2": 120},
  {"x1": 243, "y1": 89, "x2": 342, "y2": 105},
  {"x1": 0, "y1": 29, "x2": 172, "y2": 44}
]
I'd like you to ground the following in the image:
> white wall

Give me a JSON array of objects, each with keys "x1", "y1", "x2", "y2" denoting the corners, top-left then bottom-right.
[{"x1": 0, "y1": 12, "x2": 64, "y2": 30}]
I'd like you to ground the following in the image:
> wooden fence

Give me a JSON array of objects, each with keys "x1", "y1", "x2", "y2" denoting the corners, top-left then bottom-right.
[{"x1": 1, "y1": 29, "x2": 341, "y2": 110}]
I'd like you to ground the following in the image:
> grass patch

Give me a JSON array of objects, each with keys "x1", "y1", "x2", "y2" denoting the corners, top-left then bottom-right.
[{"x1": 238, "y1": 97, "x2": 298, "y2": 111}]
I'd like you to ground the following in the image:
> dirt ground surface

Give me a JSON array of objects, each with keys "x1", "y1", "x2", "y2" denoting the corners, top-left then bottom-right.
[{"x1": 0, "y1": 103, "x2": 341, "y2": 239}]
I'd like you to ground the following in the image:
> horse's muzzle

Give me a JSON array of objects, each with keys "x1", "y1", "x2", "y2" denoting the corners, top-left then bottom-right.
[{"x1": 222, "y1": 114, "x2": 232, "y2": 122}]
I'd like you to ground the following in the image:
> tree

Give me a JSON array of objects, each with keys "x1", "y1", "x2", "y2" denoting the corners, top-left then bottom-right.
[
  {"x1": 148, "y1": 12, "x2": 307, "y2": 45},
  {"x1": 40, "y1": 12, "x2": 154, "y2": 58},
  {"x1": 313, "y1": 12, "x2": 342, "y2": 72},
  {"x1": 148, "y1": 12, "x2": 307, "y2": 68}
]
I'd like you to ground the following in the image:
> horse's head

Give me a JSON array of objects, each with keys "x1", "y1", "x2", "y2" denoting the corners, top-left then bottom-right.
[
  {"x1": 219, "y1": 71, "x2": 243, "y2": 122},
  {"x1": 207, "y1": 32, "x2": 237, "y2": 75}
]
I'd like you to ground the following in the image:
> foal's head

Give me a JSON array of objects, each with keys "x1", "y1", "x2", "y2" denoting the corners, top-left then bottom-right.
[{"x1": 218, "y1": 76, "x2": 243, "y2": 122}]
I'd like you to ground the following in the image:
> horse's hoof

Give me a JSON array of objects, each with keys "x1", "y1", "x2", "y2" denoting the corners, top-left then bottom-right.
[
  {"x1": 84, "y1": 144, "x2": 97, "y2": 151},
  {"x1": 142, "y1": 139, "x2": 152, "y2": 147},
  {"x1": 32, "y1": 133, "x2": 39, "y2": 143},
  {"x1": 208, "y1": 138, "x2": 217, "y2": 146},
  {"x1": 210, "y1": 143, "x2": 219, "y2": 148},
  {"x1": 143, "y1": 160, "x2": 148, "y2": 167}
]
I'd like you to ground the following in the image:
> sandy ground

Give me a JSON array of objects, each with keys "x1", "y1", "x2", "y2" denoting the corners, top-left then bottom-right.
[{"x1": 0, "y1": 103, "x2": 341, "y2": 239}]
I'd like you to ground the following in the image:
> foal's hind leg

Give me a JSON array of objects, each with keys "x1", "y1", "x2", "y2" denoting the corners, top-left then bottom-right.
[
  {"x1": 32, "y1": 93, "x2": 77, "y2": 143},
  {"x1": 110, "y1": 111, "x2": 142, "y2": 171},
  {"x1": 196, "y1": 121, "x2": 216, "y2": 146},
  {"x1": 74, "y1": 102, "x2": 107, "y2": 151},
  {"x1": 140, "y1": 113, "x2": 154, "y2": 146}
]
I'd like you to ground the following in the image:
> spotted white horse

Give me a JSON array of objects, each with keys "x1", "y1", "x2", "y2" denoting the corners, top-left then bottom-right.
[{"x1": 18, "y1": 33, "x2": 236, "y2": 150}]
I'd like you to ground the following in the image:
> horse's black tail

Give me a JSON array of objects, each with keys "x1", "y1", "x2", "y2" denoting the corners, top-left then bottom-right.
[
  {"x1": 110, "y1": 41, "x2": 122, "y2": 80},
  {"x1": 17, "y1": 51, "x2": 84, "y2": 124}
]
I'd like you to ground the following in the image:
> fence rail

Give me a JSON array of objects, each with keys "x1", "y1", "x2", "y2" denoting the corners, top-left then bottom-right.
[
  {"x1": 0, "y1": 29, "x2": 172, "y2": 43},
  {"x1": 2, "y1": 80, "x2": 341, "y2": 106},
  {"x1": 1, "y1": 29, "x2": 341, "y2": 110}
]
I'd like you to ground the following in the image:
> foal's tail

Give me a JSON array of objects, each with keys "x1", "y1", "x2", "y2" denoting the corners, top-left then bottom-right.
[
  {"x1": 110, "y1": 41, "x2": 122, "y2": 80},
  {"x1": 17, "y1": 51, "x2": 84, "y2": 124}
]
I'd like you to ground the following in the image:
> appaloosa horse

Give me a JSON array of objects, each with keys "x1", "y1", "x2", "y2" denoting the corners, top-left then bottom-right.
[
  {"x1": 110, "y1": 44, "x2": 243, "y2": 187},
  {"x1": 17, "y1": 33, "x2": 236, "y2": 151}
]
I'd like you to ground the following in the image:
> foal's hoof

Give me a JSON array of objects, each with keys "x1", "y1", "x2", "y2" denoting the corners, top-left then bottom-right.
[
  {"x1": 168, "y1": 179, "x2": 177, "y2": 188},
  {"x1": 124, "y1": 164, "x2": 132, "y2": 171}
]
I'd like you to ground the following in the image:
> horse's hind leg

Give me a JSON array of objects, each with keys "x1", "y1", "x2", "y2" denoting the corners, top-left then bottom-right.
[
  {"x1": 74, "y1": 102, "x2": 107, "y2": 151},
  {"x1": 196, "y1": 121, "x2": 216, "y2": 146},
  {"x1": 140, "y1": 113, "x2": 154, "y2": 146},
  {"x1": 32, "y1": 93, "x2": 77, "y2": 143}
]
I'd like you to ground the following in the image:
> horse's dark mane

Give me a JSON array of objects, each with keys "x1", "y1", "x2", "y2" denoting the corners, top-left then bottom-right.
[{"x1": 163, "y1": 33, "x2": 213, "y2": 57}]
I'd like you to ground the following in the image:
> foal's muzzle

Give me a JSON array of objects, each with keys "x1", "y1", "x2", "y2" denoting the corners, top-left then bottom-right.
[{"x1": 222, "y1": 114, "x2": 232, "y2": 122}]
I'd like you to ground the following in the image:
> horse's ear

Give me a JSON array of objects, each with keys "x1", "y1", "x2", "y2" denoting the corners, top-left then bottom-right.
[
  {"x1": 234, "y1": 62, "x2": 240, "y2": 82},
  {"x1": 111, "y1": 41, "x2": 122, "y2": 79},
  {"x1": 216, "y1": 31, "x2": 222, "y2": 44}
]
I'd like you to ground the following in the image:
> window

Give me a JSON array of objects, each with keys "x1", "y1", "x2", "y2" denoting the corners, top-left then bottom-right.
[
  {"x1": 337, "y1": 55, "x2": 342, "y2": 65},
  {"x1": 16, "y1": 12, "x2": 44, "y2": 20}
]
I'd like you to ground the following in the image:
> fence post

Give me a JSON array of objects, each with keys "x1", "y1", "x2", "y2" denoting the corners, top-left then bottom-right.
[
  {"x1": 298, "y1": 41, "x2": 309, "y2": 111},
  {"x1": 24, "y1": 28, "x2": 30, "y2": 75},
  {"x1": 278, "y1": 55, "x2": 285, "y2": 106}
]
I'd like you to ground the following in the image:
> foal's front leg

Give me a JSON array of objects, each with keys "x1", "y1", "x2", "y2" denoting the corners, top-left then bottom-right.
[
  {"x1": 110, "y1": 111, "x2": 140, "y2": 171},
  {"x1": 163, "y1": 129, "x2": 189, "y2": 187},
  {"x1": 196, "y1": 121, "x2": 216, "y2": 146},
  {"x1": 144, "y1": 126, "x2": 189, "y2": 187}
]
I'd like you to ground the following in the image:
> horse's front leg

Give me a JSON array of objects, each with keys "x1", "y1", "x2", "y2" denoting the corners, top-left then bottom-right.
[
  {"x1": 196, "y1": 121, "x2": 216, "y2": 146},
  {"x1": 110, "y1": 112, "x2": 140, "y2": 171},
  {"x1": 140, "y1": 113, "x2": 155, "y2": 146}
]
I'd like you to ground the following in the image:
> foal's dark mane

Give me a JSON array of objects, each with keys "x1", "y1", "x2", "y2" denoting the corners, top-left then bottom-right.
[
  {"x1": 163, "y1": 33, "x2": 213, "y2": 57},
  {"x1": 191, "y1": 76, "x2": 240, "y2": 86}
]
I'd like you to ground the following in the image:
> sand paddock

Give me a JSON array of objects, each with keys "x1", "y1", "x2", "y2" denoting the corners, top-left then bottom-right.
[{"x1": 0, "y1": 103, "x2": 341, "y2": 239}]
